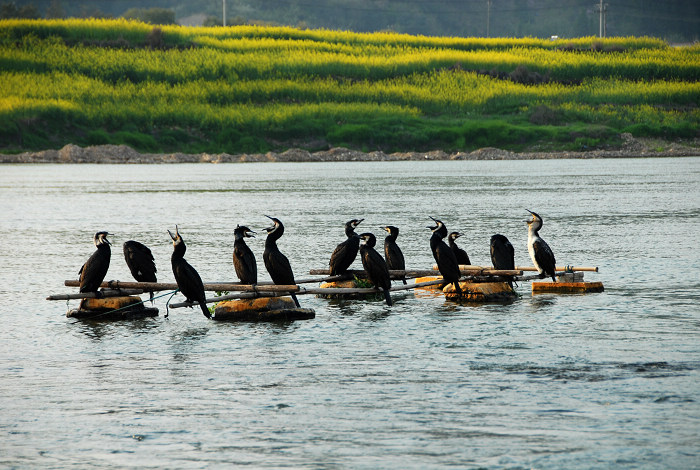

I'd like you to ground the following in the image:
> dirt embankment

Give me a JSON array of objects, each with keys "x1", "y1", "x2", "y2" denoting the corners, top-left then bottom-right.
[{"x1": 2, "y1": 135, "x2": 698, "y2": 164}]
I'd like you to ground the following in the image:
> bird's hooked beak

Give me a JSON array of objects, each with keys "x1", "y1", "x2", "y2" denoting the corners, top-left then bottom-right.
[
  {"x1": 452, "y1": 232, "x2": 462, "y2": 239},
  {"x1": 263, "y1": 215, "x2": 276, "y2": 233},
  {"x1": 168, "y1": 225, "x2": 181, "y2": 244},
  {"x1": 352, "y1": 218, "x2": 364, "y2": 228},
  {"x1": 96, "y1": 231, "x2": 112, "y2": 246},
  {"x1": 526, "y1": 209, "x2": 538, "y2": 224},
  {"x1": 427, "y1": 216, "x2": 440, "y2": 230}
]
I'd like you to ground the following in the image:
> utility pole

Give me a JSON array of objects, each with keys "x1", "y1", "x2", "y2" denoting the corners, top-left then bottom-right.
[
  {"x1": 486, "y1": 0, "x2": 491, "y2": 38},
  {"x1": 223, "y1": 0, "x2": 226, "y2": 27},
  {"x1": 596, "y1": 0, "x2": 608, "y2": 38}
]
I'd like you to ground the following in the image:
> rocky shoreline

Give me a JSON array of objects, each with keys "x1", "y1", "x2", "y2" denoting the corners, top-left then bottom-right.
[{"x1": 1, "y1": 135, "x2": 698, "y2": 164}]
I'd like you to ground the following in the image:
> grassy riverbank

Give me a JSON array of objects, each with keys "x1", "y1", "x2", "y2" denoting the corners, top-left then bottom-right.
[{"x1": 1, "y1": 19, "x2": 699, "y2": 155}]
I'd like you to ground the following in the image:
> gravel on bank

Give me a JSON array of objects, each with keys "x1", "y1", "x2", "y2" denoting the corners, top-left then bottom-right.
[{"x1": 2, "y1": 135, "x2": 698, "y2": 164}]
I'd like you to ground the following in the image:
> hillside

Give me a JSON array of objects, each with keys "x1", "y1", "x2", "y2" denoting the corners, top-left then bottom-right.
[
  {"x1": 1, "y1": 19, "x2": 699, "y2": 156},
  {"x1": 10, "y1": 0, "x2": 700, "y2": 43}
]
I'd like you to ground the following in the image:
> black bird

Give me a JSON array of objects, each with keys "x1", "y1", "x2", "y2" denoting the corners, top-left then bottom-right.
[
  {"x1": 490, "y1": 234, "x2": 515, "y2": 287},
  {"x1": 526, "y1": 210, "x2": 557, "y2": 282},
  {"x1": 427, "y1": 217, "x2": 462, "y2": 295},
  {"x1": 233, "y1": 225, "x2": 257, "y2": 285},
  {"x1": 329, "y1": 219, "x2": 364, "y2": 276},
  {"x1": 448, "y1": 231, "x2": 471, "y2": 266},
  {"x1": 263, "y1": 215, "x2": 300, "y2": 308},
  {"x1": 123, "y1": 240, "x2": 157, "y2": 302},
  {"x1": 383, "y1": 225, "x2": 406, "y2": 284},
  {"x1": 359, "y1": 233, "x2": 393, "y2": 306},
  {"x1": 79, "y1": 231, "x2": 111, "y2": 294},
  {"x1": 168, "y1": 226, "x2": 210, "y2": 318}
]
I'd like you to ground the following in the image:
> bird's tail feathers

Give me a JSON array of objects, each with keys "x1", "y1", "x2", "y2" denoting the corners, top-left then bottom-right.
[
  {"x1": 199, "y1": 301, "x2": 211, "y2": 319},
  {"x1": 383, "y1": 288, "x2": 393, "y2": 306}
]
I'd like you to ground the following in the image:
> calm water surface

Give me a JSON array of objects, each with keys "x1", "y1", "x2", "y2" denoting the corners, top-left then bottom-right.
[{"x1": 1, "y1": 158, "x2": 699, "y2": 468}]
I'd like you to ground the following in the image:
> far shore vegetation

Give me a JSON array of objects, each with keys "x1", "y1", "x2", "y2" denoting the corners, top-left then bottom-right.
[{"x1": 1, "y1": 18, "x2": 698, "y2": 155}]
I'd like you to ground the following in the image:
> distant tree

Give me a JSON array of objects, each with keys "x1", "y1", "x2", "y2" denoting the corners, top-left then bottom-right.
[
  {"x1": 202, "y1": 15, "x2": 222, "y2": 26},
  {"x1": 203, "y1": 14, "x2": 247, "y2": 27},
  {"x1": 46, "y1": 0, "x2": 64, "y2": 19},
  {"x1": 1, "y1": 2, "x2": 40, "y2": 19},
  {"x1": 78, "y1": 6, "x2": 111, "y2": 19},
  {"x1": 123, "y1": 7, "x2": 176, "y2": 25}
]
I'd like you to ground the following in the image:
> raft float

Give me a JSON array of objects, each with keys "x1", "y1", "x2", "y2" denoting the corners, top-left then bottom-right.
[{"x1": 49, "y1": 265, "x2": 601, "y2": 321}]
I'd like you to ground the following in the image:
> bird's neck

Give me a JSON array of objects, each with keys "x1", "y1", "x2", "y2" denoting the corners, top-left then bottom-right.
[
  {"x1": 171, "y1": 243, "x2": 186, "y2": 260},
  {"x1": 528, "y1": 226, "x2": 540, "y2": 242},
  {"x1": 265, "y1": 237, "x2": 279, "y2": 250}
]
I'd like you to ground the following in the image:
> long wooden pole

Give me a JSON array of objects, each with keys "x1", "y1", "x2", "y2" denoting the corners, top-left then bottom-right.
[
  {"x1": 169, "y1": 278, "x2": 447, "y2": 309},
  {"x1": 64, "y1": 274, "x2": 353, "y2": 293},
  {"x1": 47, "y1": 288, "x2": 144, "y2": 301},
  {"x1": 66, "y1": 280, "x2": 304, "y2": 293},
  {"x1": 309, "y1": 268, "x2": 524, "y2": 277}
]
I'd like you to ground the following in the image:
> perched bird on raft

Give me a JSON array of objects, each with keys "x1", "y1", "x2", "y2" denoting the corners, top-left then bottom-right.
[
  {"x1": 382, "y1": 225, "x2": 406, "y2": 284},
  {"x1": 263, "y1": 215, "x2": 301, "y2": 308},
  {"x1": 168, "y1": 226, "x2": 210, "y2": 319},
  {"x1": 526, "y1": 210, "x2": 557, "y2": 282},
  {"x1": 233, "y1": 225, "x2": 257, "y2": 285},
  {"x1": 123, "y1": 240, "x2": 157, "y2": 302},
  {"x1": 448, "y1": 231, "x2": 471, "y2": 266},
  {"x1": 329, "y1": 218, "x2": 364, "y2": 276},
  {"x1": 79, "y1": 231, "x2": 112, "y2": 294},
  {"x1": 490, "y1": 234, "x2": 515, "y2": 287},
  {"x1": 359, "y1": 232, "x2": 393, "y2": 306},
  {"x1": 427, "y1": 217, "x2": 462, "y2": 295}
]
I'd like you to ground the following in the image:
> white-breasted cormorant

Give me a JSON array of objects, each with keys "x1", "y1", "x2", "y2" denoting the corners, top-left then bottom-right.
[
  {"x1": 526, "y1": 210, "x2": 557, "y2": 282},
  {"x1": 79, "y1": 231, "x2": 112, "y2": 293},
  {"x1": 329, "y1": 219, "x2": 364, "y2": 275},
  {"x1": 383, "y1": 225, "x2": 406, "y2": 284},
  {"x1": 448, "y1": 231, "x2": 471, "y2": 266},
  {"x1": 490, "y1": 234, "x2": 515, "y2": 287},
  {"x1": 428, "y1": 217, "x2": 462, "y2": 295},
  {"x1": 168, "y1": 226, "x2": 210, "y2": 318},
  {"x1": 359, "y1": 232, "x2": 393, "y2": 306},
  {"x1": 123, "y1": 240, "x2": 157, "y2": 302},
  {"x1": 263, "y1": 215, "x2": 300, "y2": 307},
  {"x1": 233, "y1": 225, "x2": 257, "y2": 285}
]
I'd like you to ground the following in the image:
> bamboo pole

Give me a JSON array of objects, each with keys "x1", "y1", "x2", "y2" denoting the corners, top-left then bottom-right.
[
  {"x1": 309, "y1": 268, "x2": 523, "y2": 277},
  {"x1": 64, "y1": 275, "x2": 351, "y2": 292},
  {"x1": 169, "y1": 278, "x2": 448, "y2": 309},
  {"x1": 65, "y1": 280, "x2": 301, "y2": 293},
  {"x1": 47, "y1": 288, "x2": 144, "y2": 301},
  {"x1": 432, "y1": 265, "x2": 598, "y2": 273}
]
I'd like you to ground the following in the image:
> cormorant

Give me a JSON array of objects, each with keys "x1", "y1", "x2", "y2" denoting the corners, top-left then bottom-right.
[
  {"x1": 526, "y1": 210, "x2": 557, "y2": 282},
  {"x1": 490, "y1": 234, "x2": 515, "y2": 287},
  {"x1": 383, "y1": 225, "x2": 406, "y2": 284},
  {"x1": 168, "y1": 226, "x2": 210, "y2": 318},
  {"x1": 448, "y1": 231, "x2": 471, "y2": 266},
  {"x1": 79, "y1": 231, "x2": 112, "y2": 294},
  {"x1": 123, "y1": 240, "x2": 157, "y2": 302},
  {"x1": 427, "y1": 217, "x2": 462, "y2": 294},
  {"x1": 329, "y1": 219, "x2": 364, "y2": 275},
  {"x1": 359, "y1": 232, "x2": 393, "y2": 306},
  {"x1": 263, "y1": 215, "x2": 300, "y2": 307},
  {"x1": 233, "y1": 225, "x2": 257, "y2": 285}
]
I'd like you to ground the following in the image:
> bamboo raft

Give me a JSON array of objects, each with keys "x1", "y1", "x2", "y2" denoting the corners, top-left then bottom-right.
[{"x1": 50, "y1": 264, "x2": 601, "y2": 321}]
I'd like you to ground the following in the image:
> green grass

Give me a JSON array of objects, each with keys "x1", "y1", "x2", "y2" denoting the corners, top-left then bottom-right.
[{"x1": 1, "y1": 19, "x2": 698, "y2": 154}]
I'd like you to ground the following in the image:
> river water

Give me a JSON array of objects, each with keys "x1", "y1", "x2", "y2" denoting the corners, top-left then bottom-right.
[{"x1": 1, "y1": 158, "x2": 699, "y2": 469}]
